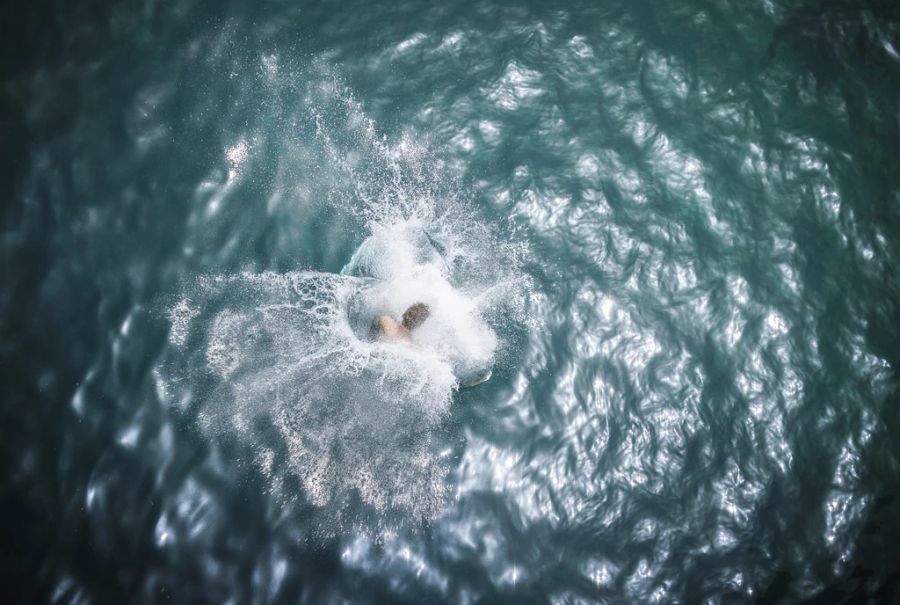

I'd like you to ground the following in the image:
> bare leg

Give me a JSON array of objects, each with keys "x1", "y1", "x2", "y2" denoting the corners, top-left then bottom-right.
[{"x1": 372, "y1": 315, "x2": 411, "y2": 342}]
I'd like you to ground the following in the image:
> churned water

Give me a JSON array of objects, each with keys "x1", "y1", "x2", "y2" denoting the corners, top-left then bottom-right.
[{"x1": 2, "y1": 0, "x2": 900, "y2": 602}]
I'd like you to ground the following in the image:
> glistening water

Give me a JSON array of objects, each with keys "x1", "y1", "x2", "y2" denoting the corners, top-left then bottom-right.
[{"x1": 2, "y1": 0, "x2": 900, "y2": 602}]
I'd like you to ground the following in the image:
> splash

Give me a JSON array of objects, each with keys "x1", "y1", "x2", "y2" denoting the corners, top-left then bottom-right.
[{"x1": 159, "y1": 73, "x2": 529, "y2": 533}]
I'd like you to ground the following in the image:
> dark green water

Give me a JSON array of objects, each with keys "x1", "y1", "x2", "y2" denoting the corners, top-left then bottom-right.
[{"x1": 3, "y1": 0, "x2": 900, "y2": 602}]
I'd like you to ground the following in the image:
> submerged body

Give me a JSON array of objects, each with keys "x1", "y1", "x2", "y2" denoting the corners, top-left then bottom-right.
[
  {"x1": 371, "y1": 302, "x2": 491, "y2": 388},
  {"x1": 370, "y1": 302, "x2": 430, "y2": 343},
  {"x1": 371, "y1": 314, "x2": 412, "y2": 342}
]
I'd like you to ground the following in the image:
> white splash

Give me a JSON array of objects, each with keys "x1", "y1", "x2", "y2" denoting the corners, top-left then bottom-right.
[{"x1": 161, "y1": 74, "x2": 530, "y2": 532}]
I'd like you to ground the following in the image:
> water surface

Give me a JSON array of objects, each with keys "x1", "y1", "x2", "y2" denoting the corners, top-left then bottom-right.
[{"x1": 2, "y1": 0, "x2": 900, "y2": 602}]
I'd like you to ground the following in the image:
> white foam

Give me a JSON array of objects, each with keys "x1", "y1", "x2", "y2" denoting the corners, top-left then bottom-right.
[
  {"x1": 171, "y1": 223, "x2": 494, "y2": 523},
  {"x1": 167, "y1": 219, "x2": 514, "y2": 526},
  {"x1": 161, "y1": 73, "x2": 531, "y2": 532}
]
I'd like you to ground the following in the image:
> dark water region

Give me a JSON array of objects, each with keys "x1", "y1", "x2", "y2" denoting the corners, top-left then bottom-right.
[{"x1": 3, "y1": 0, "x2": 900, "y2": 602}]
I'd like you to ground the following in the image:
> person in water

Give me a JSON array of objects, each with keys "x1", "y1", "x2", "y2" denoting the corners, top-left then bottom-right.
[
  {"x1": 371, "y1": 302, "x2": 492, "y2": 387},
  {"x1": 370, "y1": 302, "x2": 430, "y2": 343}
]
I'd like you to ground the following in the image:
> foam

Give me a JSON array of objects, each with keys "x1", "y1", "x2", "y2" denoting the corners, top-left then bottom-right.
[
  {"x1": 165, "y1": 213, "x2": 507, "y2": 525},
  {"x1": 160, "y1": 73, "x2": 530, "y2": 533}
]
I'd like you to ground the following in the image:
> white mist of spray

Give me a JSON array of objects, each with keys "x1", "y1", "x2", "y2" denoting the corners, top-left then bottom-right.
[{"x1": 160, "y1": 70, "x2": 530, "y2": 533}]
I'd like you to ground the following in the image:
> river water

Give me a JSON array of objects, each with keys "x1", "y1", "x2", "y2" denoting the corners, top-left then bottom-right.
[{"x1": 3, "y1": 0, "x2": 900, "y2": 602}]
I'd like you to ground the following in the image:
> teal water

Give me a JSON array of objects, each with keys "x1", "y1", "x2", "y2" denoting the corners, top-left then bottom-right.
[{"x1": 3, "y1": 0, "x2": 900, "y2": 602}]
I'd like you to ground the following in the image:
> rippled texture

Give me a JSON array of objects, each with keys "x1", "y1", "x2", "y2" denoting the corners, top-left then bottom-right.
[{"x1": 2, "y1": 0, "x2": 900, "y2": 602}]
